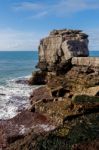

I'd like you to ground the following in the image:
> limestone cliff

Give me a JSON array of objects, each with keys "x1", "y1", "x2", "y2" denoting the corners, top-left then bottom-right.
[
  {"x1": 4, "y1": 29, "x2": 99, "y2": 150},
  {"x1": 37, "y1": 29, "x2": 89, "y2": 71},
  {"x1": 72, "y1": 57, "x2": 99, "y2": 67}
]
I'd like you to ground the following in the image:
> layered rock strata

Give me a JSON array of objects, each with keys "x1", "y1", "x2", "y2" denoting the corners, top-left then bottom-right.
[
  {"x1": 1, "y1": 29, "x2": 99, "y2": 150},
  {"x1": 72, "y1": 57, "x2": 99, "y2": 67},
  {"x1": 37, "y1": 29, "x2": 89, "y2": 71}
]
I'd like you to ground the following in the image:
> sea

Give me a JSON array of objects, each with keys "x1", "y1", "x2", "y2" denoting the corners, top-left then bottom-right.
[
  {"x1": 0, "y1": 51, "x2": 38, "y2": 120},
  {"x1": 0, "y1": 51, "x2": 99, "y2": 120}
]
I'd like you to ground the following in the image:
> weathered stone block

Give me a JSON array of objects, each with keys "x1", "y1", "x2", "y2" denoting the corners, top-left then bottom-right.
[{"x1": 37, "y1": 29, "x2": 89, "y2": 71}]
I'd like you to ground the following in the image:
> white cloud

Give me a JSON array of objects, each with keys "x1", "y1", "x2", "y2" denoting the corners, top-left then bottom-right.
[
  {"x1": 29, "y1": 11, "x2": 48, "y2": 19},
  {"x1": 0, "y1": 29, "x2": 46, "y2": 51},
  {"x1": 12, "y1": 0, "x2": 99, "y2": 18},
  {"x1": 0, "y1": 28, "x2": 99, "y2": 51},
  {"x1": 13, "y1": 2, "x2": 44, "y2": 11},
  {"x1": 86, "y1": 29, "x2": 99, "y2": 51},
  {"x1": 52, "y1": 0, "x2": 99, "y2": 17}
]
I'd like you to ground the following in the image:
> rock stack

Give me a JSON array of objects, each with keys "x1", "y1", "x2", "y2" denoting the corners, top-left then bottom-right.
[
  {"x1": 37, "y1": 29, "x2": 89, "y2": 72},
  {"x1": 4, "y1": 29, "x2": 99, "y2": 150}
]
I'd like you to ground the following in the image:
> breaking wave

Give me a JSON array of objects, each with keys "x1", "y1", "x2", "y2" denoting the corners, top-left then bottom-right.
[{"x1": 0, "y1": 76, "x2": 37, "y2": 120}]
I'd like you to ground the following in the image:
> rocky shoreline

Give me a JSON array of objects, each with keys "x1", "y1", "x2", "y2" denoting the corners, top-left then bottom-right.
[{"x1": 0, "y1": 29, "x2": 99, "y2": 150}]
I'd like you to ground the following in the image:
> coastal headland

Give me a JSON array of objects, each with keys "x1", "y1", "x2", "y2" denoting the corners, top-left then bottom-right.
[{"x1": 0, "y1": 29, "x2": 99, "y2": 150}]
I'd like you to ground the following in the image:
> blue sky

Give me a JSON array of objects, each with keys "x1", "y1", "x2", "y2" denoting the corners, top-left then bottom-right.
[{"x1": 0, "y1": 0, "x2": 99, "y2": 51}]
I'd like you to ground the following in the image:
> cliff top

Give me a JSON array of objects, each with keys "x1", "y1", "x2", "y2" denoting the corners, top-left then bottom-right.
[
  {"x1": 38, "y1": 29, "x2": 89, "y2": 71},
  {"x1": 49, "y1": 29, "x2": 88, "y2": 39}
]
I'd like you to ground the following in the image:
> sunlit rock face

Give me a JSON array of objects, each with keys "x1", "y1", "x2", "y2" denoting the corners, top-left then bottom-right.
[
  {"x1": 72, "y1": 57, "x2": 99, "y2": 67},
  {"x1": 37, "y1": 29, "x2": 89, "y2": 71}
]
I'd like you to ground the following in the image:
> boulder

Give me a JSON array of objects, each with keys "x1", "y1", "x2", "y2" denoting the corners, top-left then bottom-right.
[
  {"x1": 86, "y1": 86, "x2": 99, "y2": 96},
  {"x1": 30, "y1": 86, "x2": 53, "y2": 106},
  {"x1": 72, "y1": 57, "x2": 99, "y2": 67},
  {"x1": 37, "y1": 29, "x2": 89, "y2": 71},
  {"x1": 0, "y1": 111, "x2": 55, "y2": 149},
  {"x1": 29, "y1": 71, "x2": 48, "y2": 85}
]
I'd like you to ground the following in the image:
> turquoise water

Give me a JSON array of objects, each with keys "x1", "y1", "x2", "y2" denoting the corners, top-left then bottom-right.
[
  {"x1": 0, "y1": 50, "x2": 99, "y2": 120},
  {"x1": 0, "y1": 51, "x2": 38, "y2": 85},
  {"x1": 0, "y1": 51, "x2": 38, "y2": 120},
  {"x1": 0, "y1": 50, "x2": 98, "y2": 85}
]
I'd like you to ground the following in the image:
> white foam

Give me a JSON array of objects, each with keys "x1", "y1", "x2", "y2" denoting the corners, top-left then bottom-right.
[
  {"x1": 0, "y1": 76, "x2": 38, "y2": 120},
  {"x1": 8, "y1": 75, "x2": 31, "y2": 83}
]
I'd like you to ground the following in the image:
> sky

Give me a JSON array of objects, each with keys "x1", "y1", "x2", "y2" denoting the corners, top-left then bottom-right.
[{"x1": 0, "y1": 0, "x2": 99, "y2": 51}]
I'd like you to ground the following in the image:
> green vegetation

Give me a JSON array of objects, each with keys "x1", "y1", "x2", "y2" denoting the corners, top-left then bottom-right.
[
  {"x1": 36, "y1": 113, "x2": 99, "y2": 150},
  {"x1": 73, "y1": 95, "x2": 99, "y2": 104}
]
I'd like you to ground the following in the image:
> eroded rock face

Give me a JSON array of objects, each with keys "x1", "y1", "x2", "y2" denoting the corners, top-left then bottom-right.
[
  {"x1": 30, "y1": 86, "x2": 53, "y2": 106},
  {"x1": 3, "y1": 29, "x2": 99, "y2": 149},
  {"x1": 37, "y1": 29, "x2": 89, "y2": 71},
  {"x1": 72, "y1": 57, "x2": 99, "y2": 67},
  {"x1": 0, "y1": 111, "x2": 55, "y2": 149},
  {"x1": 29, "y1": 71, "x2": 48, "y2": 85}
]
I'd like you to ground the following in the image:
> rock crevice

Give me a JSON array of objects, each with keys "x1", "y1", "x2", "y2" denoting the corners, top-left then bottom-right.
[
  {"x1": 3, "y1": 29, "x2": 99, "y2": 150},
  {"x1": 37, "y1": 29, "x2": 89, "y2": 72}
]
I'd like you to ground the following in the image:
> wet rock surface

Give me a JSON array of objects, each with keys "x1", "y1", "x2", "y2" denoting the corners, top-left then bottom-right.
[
  {"x1": 0, "y1": 111, "x2": 55, "y2": 149},
  {"x1": 7, "y1": 112, "x2": 99, "y2": 150},
  {"x1": 15, "y1": 79, "x2": 29, "y2": 85},
  {"x1": 27, "y1": 64, "x2": 99, "y2": 150},
  {"x1": 1, "y1": 63, "x2": 99, "y2": 149},
  {"x1": 1, "y1": 29, "x2": 99, "y2": 149}
]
